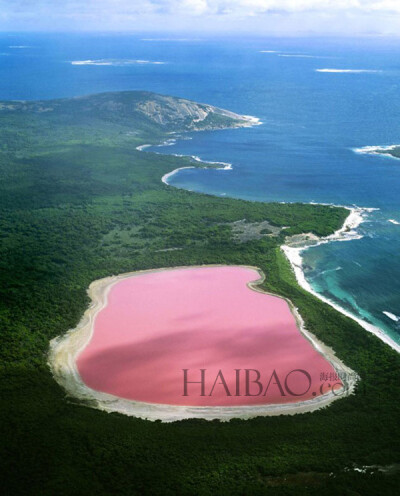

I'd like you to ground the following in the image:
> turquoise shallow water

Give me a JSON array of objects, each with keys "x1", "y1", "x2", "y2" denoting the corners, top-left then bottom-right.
[{"x1": 1, "y1": 33, "x2": 399, "y2": 346}]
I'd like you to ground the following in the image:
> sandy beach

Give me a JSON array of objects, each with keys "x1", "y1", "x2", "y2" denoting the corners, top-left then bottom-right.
[
  {"x1": 282, "y1": 206, "x2": 400, "y2": 353},
  {"x1": 161, "y1": 166, "x2": 196, "y2": 185}
]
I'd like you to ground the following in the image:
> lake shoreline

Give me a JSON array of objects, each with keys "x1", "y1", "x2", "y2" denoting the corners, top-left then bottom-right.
[{"x1": 48, "y1": 265, "x2": 356, "y2": 422}]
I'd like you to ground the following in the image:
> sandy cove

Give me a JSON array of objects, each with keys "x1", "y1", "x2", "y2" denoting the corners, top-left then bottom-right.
[{"x1": 48, "y1": 264, "x2": 357, "y2": 423}]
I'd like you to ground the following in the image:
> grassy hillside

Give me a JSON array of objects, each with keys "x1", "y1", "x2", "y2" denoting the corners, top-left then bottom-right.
[{"x1": 0, "y1": 92, "x2": 399, "y2": 495}]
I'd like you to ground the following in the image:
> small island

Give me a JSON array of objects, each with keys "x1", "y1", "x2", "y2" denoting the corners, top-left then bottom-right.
[{"x1": 354, "y1": 144, "x2": 400, "y2": 160}]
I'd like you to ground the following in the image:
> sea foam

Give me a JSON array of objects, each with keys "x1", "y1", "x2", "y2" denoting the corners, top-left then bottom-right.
[
  {"x1": 242, "y1": 115, "x2": 263, "y2": 126},
  {"x1": 383, "y1": 311, "x2": 399, "y2": 322},
  {"x1": 353, "y1": 144, "x2": 400, "y2": 158}
]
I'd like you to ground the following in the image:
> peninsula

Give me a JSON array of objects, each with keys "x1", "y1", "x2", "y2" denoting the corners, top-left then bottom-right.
[{"x1": 1, "y1": 91, "x2": 399, "y2": 494}]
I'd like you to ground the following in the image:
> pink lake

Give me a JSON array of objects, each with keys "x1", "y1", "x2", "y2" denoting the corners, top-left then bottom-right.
[{"x1": 77, "y1": 266, "x2": 340, "y2": 406}]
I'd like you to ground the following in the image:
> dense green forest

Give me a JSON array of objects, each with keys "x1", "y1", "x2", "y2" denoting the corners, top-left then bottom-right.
[{"x1": 0, "y1": 92, "x2": 399, "y2": 495}]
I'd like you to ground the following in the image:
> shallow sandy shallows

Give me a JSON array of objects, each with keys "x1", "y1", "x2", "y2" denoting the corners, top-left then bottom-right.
[{"x1": 49, "y1": 266, "x2": 357, "y2": 422}]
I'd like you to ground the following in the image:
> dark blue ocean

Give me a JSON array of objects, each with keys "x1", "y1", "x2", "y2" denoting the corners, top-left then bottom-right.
[{"x1": 1, "y1": 33, "x2": 399, "y2": 346}]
